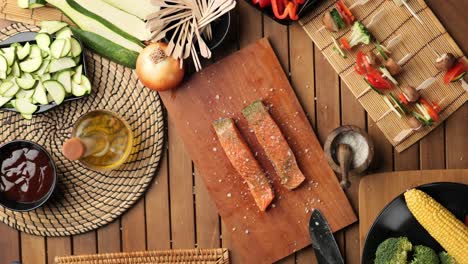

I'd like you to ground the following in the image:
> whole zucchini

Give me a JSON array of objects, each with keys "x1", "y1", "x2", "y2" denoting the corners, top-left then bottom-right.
[{"x1": 71, "y1": 27, "x2": 139, "y2": 69}]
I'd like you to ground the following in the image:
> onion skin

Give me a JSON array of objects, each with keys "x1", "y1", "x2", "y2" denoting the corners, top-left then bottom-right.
[{"x1": 136, "y1": 42, "x2": 184, "y2": 91}]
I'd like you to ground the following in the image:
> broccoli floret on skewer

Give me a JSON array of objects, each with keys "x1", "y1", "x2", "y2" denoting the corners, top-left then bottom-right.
[{"x1": 348, "y1": 21, "x2": 372, "y2": 48}]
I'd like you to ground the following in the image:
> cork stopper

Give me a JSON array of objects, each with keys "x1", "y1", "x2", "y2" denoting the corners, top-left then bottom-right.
[{"x1": 62, "y1": 138, "x2": 86, "y2": 161}]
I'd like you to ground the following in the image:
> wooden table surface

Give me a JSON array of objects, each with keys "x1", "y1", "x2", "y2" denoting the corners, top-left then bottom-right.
[{"x1": 0, "y1": 1, "x2": 466, "y2": 263}]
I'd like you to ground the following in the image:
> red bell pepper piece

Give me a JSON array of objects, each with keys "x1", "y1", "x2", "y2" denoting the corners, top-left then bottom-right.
[
  {"x1": 366, "y1": 70, "x2": 393, "y2": 90},
  {"x1": 355, "y1": 51, "x2": 373, "y2": 75},
  {"x1": 341, "y1": 38, "x2": 351, "y2": 51},
  {"x1": 336, "y1": 1, "x2": 354, "y2": 25},
  {"x1": 398, "y1": 93, "x2": 409, "y2": 105},
  {"x1": 272, "y1": 0, "x2": 299, "y2": 20},
  {"x1": 443, "y1": 61, "x2": 465, "y2": 84},
  {"x1": 252, "y1": 0, "x2": 271, "y2": 8},
  {"x1": 419, "y1": 98, "x2": 440, "y2": 122}
]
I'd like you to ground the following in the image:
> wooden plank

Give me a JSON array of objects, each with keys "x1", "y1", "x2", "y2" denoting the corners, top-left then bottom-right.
[
  {"x1": 47, "y1": 237, "x2": 71, "y2": 263},
  {"x1": 340, "y1": 81, "x2": 366, "y2": 264},
  {"x1": 394, "y1": 144, "x2": 419, "y2": 171},
  {"x1": 21, "y1": 233, "x2": 45, "y2": 264},
  {"x1": 72, "y1": 232, "x2": 97, "y2": 255},
  {"x1": 159, "y1": 39, "x2": 356, "y2": 264},
  {"x1": 445, "y1": 105, "x2": 467, "y2": 169},
  {"x1": 121, "y1": 199, "x2": 146, "y2": 251},
  {"x1": 195, "y1": 168, "x2": 220, "y2": 248},
  {"x1": 168, "y1": 118, "x2": 195, "y2": 249},
  {"x1": 289, "y1": 22, "x2": 317, "y2": 264},
  {"x1": 145, "y1": 150, "x2": 171, "y2": 250},
  {"x1": 97, "y1": 220, "x2": 121, "y2": 253},
  {"x1": 367, "y1": 118, "x2": 393, "y2": 172},
  {"x1": 420, "y1": 126, "x2": 445, "y2": 170},
  {"x1": 0, "y1": 224, "x2": 20, "y2": 263}
]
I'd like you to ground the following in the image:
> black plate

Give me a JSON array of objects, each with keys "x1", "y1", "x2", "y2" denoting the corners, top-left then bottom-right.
[
  {"x1": 244, "y1": 0, "x2": 324, "y2": 25},
  {"x1": 361, "y1": 182, "x2": 468, "y2": 264},
  {"x1": 0, "y1": 31, "x2": 88, "y2": 114}
]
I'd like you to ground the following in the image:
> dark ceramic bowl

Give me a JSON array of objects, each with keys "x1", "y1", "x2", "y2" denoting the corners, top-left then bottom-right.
[
  {"x1": 0, "y1": 140, "x2": 57, "y2": 211},
  {"x1": 204, "y1": 12, "x2": 231, "y2": 50},
  {"x1": 361, "y1": 182, "x2": 468, "y2": 264},
  {"x1": 0, "y1": 31, "x2": 88, "y2": 114}
]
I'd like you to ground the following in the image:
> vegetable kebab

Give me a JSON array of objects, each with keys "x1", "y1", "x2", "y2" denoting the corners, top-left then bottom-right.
[{"x1": 320, "y1": 0, "x2": 355, "y2": 32}]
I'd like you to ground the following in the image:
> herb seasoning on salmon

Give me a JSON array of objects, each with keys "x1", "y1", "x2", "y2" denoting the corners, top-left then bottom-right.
[
  {"x1": 213, "y1": 118, "x2": 274, "y2": 211},
  {"x1": 242, "y1": 100, "x2": 305, "y2": 190}
]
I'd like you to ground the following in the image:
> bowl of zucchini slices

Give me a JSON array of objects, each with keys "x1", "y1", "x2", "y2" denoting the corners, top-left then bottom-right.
[{"x1": 0, "y1": 21, "x2": 91, "y2": 119}]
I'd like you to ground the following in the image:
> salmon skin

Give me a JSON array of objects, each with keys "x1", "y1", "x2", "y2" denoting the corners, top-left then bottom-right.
[
  {"x1": 213, "y1": 118, "x2": 274, "y2": 211},
  {"x1": 242, "y1": 100, "x2": 305, "y2": 190}
]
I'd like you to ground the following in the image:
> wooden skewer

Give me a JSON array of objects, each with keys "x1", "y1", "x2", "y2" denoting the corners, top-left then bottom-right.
[
  {"x1": 401, "y1": 0, "x2": 423, "y2": 24},
  {"x1": 348, "y1": 0, "x2": 370, "y2": 10},
  {"x1": 173, "y1": 22, "x2": 190, "y2": 60},
  {"x1": 151, "y1": 16, "x2": 192, "y2": 41},
  {"x1": 193, "y1": 18, "x2": 211, "y2": 59},
  {"x1": 366, "y1": 9, "x2": 385, "y2": 28},
  {"x1": 415, "y1": 77, "x2": 436, "y2": 91},
  {"x1": 198, "y1": 1, "x2": 236, "y2": 27},
  {"x1": 393, "y1": 128, "x2": 414, "y2": 143},
  {"x1": 385, "y1": 34, "x2": 401, "y2": 50},
  {"x1": 165, "y1": 23, "x2": 182, "y2": 57},
  {"x1": 397, "y1": 53, "x2": 413, "y2": 65},
  {"x1": 184, "y1": 23, "x2": 196, "y2": 59},
  {"x1": 356, "y1": 87, "x2": 371, "y2": 99}
]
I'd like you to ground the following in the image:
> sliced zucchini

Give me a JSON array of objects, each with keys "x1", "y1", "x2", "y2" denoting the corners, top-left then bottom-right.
[
  {"x1": 32, "y1": 82, "x2": 48, "y2": 105},
  {"x1": 80, "y1": 75, "x2": 91, "y2": 93},
  {"x1": 43, "y1": 80, "x2": 65, "y2": 105},
  {"x1": 0, "y1": 55, "x2": 7, "y2": 72},
  {"x1": 73, "y1": 56, "x2": 81, "y2": 64},
  {"x1": 29, "y1": 44, "x2": 42, "y2": 58},
  {"x1": 16, "y1": 89, "x2": 35, "y2": 99},
  {"x1": 11, "y1": 62, "x2": 21, "y2": 77},
  {"x1": 383, "y1": 95, "x2": 402, "y2": 118},
  {"x1": 3, "y1": 83, "x2": 20, "y2": 97},
  {"x1": 15, "y1": 98, "x2": 38, "y2": 114},
  {"x1": 389, "y1": 92, "x2": 408, "y2": 114},
  {"x1": 2, "y1": 47, "x2": 16, "y2": 66},
  {"x1": 41, "y1": 73, "x2": 51, "y2": 81},
  {"x1": 0, "y1": 96, "x2": 12, "y2": 107},
  {"x1": 19, "y1": 57, "x2": 43, "y2": 73},
  {"x1": 17, "y1": 42, "x2": 31, "y2": 60},
  {"x1": 73, "y1": 65, "x2": 82, "y2": 83},
  {"x1": 56, "y1": 27, "x2": 73, "y2": 39},
  {"x1": 101, "y1": 0, "x2": 160, "y2": 20},
  {"x1": 57, "y1": 70, "x2": 72, "y2": 93},
  {"x1": 380, "y1": 66, "x2": 398, "y2": 85},
  {"x1": 71, "y1": 81, "x2": 87, "y2": 96},
  {"x1": 16, "y1": 77, "x2": 36, "y2": 89},
  {"x1": 35, "y1": 59, "x2": 50, "y2": 75},
  {"x1": 17, "y1": 0, "x2": 30, "y2": 8},
  {"x1": 39, "y1": 21, "x2": 68, "y2": 34},
  {"x1": 0, "y1": 81, "x2": 14, "y2": 95},
  {"x1": 50, "y1": 39, "x2": 66, "y2": 59},
  {"x1": 416, "y1": 103, "x2": 432, "y2": 121},
  {"x1": 374, "y1": 41, "x2": 388, "y2": 61},
  {"x1": 35, "y1": 33, "x2": 51, "y2": 51},
  {"x1": 70, "y1": 37, "x2": 82, "y2": 57},
  {"x1": 451, "y1": 72, "x2": 466, "y2": 83},
  {"x1": 49, "y1": 57, "x2": 76, "y2": 73},
  {"x1": 331, "y1": 37, "x2": 347, "y2": 59},
  {"x1": 412, "y1": 111, "x2": 432, "y2": 126},
  {"x1": 330, "y1": 8, "x2": 345, "y2": 30},
  {"x1": 0, "y1": 71, "x2": 6, "y2": 79},
  {"x1": 61, "y1": 38, "x2": 71, "y2": 57}
]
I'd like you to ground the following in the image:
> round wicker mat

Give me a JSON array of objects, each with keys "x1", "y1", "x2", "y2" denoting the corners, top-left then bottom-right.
[{"x1": 0, "y1": 23, "x2": 166, "y2": 236}]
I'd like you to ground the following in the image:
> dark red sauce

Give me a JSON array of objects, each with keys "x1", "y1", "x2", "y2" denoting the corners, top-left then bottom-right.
[{"x1": 0, "y1": 147, "x2": 54, "y2": 203}]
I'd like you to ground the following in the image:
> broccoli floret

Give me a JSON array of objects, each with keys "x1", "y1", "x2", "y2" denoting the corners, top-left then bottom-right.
[
  {"x1": 375, "y1": 237, "x2": 412, "y2": 264},
  {"x1": 348, "y1": 21, "x2": 371, "y2": 48},
  {"x1": 410, "y1": 245, "x2": 439, "y2": 264},
  {"x1": 439, "y1": 252, "x2": 458, "y2": 264}
]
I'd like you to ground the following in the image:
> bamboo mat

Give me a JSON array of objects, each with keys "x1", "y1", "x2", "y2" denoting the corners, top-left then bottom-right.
[
  {"x1": 55, "y1": 249, "x2": 230, "y2": 264},
  {"x1": 300, "y1": 0, "x2": 467, "y2": 152}
]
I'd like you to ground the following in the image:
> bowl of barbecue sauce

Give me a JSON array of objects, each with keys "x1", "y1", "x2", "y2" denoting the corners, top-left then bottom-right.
[{"x1": 0, "y1": 140, "x2": 57, "y2": 211}]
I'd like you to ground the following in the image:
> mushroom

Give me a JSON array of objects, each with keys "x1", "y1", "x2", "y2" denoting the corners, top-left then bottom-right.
[
  {"x1": 401, "y1": 86, "x2": 420, "y2": 103},
  {"x1": 322, "y1": 12, "x2": 338, "y2": 32},
  {"x1": 407, "y1": 116, "x2": 423, "y2": 131},
  {"x1": 384, "y1": 57, "x2": 402, "y2": 75},
  {"x1": 435, "y1": 53, "x2": 456, "y2": 71},
  {"x1": 365, "y1": 51, "x2": 380, "y2": 66}
]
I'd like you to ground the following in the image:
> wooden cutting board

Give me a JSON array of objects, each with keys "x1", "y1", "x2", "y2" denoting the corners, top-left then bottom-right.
[
  {"x1": 359, "y1": 169, "x2": 468, "y2": 257},
  {"x1": 159, "y1": 38, "x2": 356, "y2": 264}
]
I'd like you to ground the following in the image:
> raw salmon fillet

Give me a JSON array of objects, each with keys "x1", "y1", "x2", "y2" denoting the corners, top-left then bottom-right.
[
  {"x1": 242, "y1": 100, "x2": 305, "y2": 190},
  {"x1": 213, "y1": 118, "x2": 274, "y2": 211}
]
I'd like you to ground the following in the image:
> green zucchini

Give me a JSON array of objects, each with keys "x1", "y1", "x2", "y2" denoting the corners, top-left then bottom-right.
[
  {"x1": 46, "y1": 0, "x2": 143, "y2": 52},
  {"x1": 330, "y1": 8, "x2": 345, "y2": 30},
  {"x1": 102, "y1": 0, "x2": 159, "y2": 20},
  {"x1": 19, "y1": 57, "x2": 43, "y2": 72},
  {"x1": 0, "y1": 55, "x2": 8, "y2": 72},
  {"x1": 73, "y1": 65, "x2": 82, "y2": 83},
  {"x1": 71, "y1": 81, "x2": 87, "y2": 96},
  {"x1": 0, "y1": 81, "x2": 14, "y2": 95},
  {"x1": 57, "y1": 70, "x2": 72, "y2": 93},
  {"x1": 379, "y1": 66, "x2": 398, "y2": 85},
  {"x1": 49, "y1": 57, "x2": 76, "y2": 73},
  {"x1": 15, "y1": 98, "x2": 38, "y2": 114},
  {"x1": 2, "y1": 47, "x2": 16, "y2": 66},
  {"x1": 73, "y1": 0, "x2": 150, "y2": 41},
  {"x1": 16, "y1": 77, "x2": 36, "y2": 89},
  {"x1": 389, "y1": 92, "x2": 408, "y2": 114},
  {"x1": 17, "y1": 42, "x2": 30, "y2": 60},
  {"x1": 15, "y1": 89, "x2": 35, "y2": 99},
  {"x1": 451, "y1": 72, "x2": 466, "y2": 82},
  {"x1": 364, "y1": 79, "x2": 383, "y2": 95},
  {"x1": 39, "y1": 20, "x2": 68, "y2": 34},
  {"x1": 61, "y1": 38, "x2": 72, "y2": 57},
  {"x1": 32, "y1": 82, "x2": 48, "y2": 105},
  {"x1": 29, "y1": 44, "x2": 42, "y2": 58},
  {"x1": 50, "y1": 39, "x2": 66, "y2": 59},
  {"x1": 69, "y1": 37, "x2": 82, "y2": 57},
  {"x1": 70, "y1": 27, "x2": 138, "y2": 68},
  {"x1": 35, "y1": 33, "x2": 51, "y2": 51},
  {"x1": 0, "y1": 96, "x2": 12, "y2": 107},
  {"x1": 17, "y1": 0, "x2": 46, "y2": 8},
  {"x1": 56, "y1": 27, "x2": 73, "y2": 39},
  {"x1": 43, "y1": 80, "x2": 65, "y2": 104}
]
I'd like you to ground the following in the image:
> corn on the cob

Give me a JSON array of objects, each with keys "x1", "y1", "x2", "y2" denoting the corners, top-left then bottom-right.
[{"x1": 404, "y1": 189, "x2": 468, "y2": 264}]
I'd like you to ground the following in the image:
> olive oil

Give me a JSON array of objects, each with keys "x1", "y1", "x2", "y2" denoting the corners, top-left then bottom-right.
[{"x1": 63, "y1": 110, "x2": 133, "y2": 171}]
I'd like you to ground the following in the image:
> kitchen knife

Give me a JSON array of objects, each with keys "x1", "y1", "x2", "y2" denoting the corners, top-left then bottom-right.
[{"x1": 309, "y1": 209, "x2": 344, "y2": 264}]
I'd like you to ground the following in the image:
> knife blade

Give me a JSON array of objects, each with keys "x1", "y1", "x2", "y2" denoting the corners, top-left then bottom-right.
[{"x1": 309, "y1": 209, "x2": 344, "y2": 264}]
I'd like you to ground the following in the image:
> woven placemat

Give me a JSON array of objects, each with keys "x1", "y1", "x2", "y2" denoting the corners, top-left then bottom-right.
[
  {"x1": 0, "y1": 23, "x2": 166, "y2": 236},
  {"x1": 55, "y1": 249, "x2": 230, "y2": 264},
  {"x1": 300, "y1": 0, "x2": 467, "y2": 152}
]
